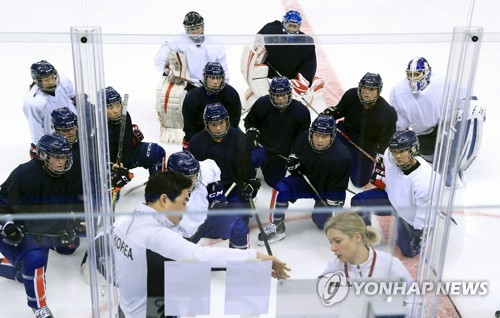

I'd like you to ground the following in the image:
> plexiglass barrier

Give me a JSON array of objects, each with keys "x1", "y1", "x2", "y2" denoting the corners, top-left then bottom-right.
[{"x1": 0, "y1": 29, "x2": 497, "y2": 318}]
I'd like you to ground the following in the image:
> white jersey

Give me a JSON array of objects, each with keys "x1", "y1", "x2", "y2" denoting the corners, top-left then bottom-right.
[
  {"x1": 113, "y1": 202, "x2": 257, "y2": 318},
  {"x1": 175, "y1": 159, "x2": 221, "y2": 238},
  {"x1": 389, "y1": 75, "x2": 447, "y2": 135},
  {"x1": 23, "y1": 74, "x2": 77, "y2": 144},
  {"x1": 383, "y1": 149, "x2": 437, "y2": 229},
  {"x1": 321, "y1": 247, "x2": 414, "y2": 317},
  {"x1": 153, "y1": 34, "x2": 230, "y2": 84}
]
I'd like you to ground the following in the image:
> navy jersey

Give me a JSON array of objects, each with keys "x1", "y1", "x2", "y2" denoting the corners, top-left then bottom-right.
[
  {"x1": 182, "y1": 84, "x2": 242, "y2": 142},
  {"x1": 244, "y1": 96, "x2": 311, "y2": 156},
  {"x1": 0, "y1": 160, "x2": 84, "y2": 234},
  {"x1": 332, "y1": 88, "x2": 397, "y2": 154},
  {"x1": 258, "y1": 20, "x2": 317, "y2": 84},
  {"x1": 108, "y1": 112, "x2": 136, "y2": 167},
  {"x1": 292, "y1": 131, "x2": 351, "y2": 201},
  {"x1": 189, "y1": 127, "x2": 255, "y2": 188}
]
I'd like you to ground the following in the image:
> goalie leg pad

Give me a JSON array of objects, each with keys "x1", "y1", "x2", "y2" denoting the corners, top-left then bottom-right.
[
  {"x1": 156, "y1": 76, "x2": 187, "y2": 144},
  {"x1": 458, "y1": 102, "x2": 486, "y2": 171}
]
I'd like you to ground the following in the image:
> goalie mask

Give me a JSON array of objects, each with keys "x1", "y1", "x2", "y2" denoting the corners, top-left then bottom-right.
[
  {"x1": 183, "y1": 11, "x2": 204, "y2": 44},
  {"x1": 167, "y1": 150, "x2": 201, "y2": 192},
  {"x1": 358, "y1": 72, "x2": 383, "y2": 107},
  {"x1": 51, "y1": 107, "x2": 78, "y2": 145},
  {"x1": 102, "y1": 86, "x2": 123, "y2": 124},
  {"x1": 309, "y1": 115, "x2": 336, "y2": 153},
  {"x1": 37, "y1": 134, "x2": 73, "y2": 177},
  {"x1": 203, "y1": 62, "x2": 225, "y2": 95},
  {"x1": 406, "y1": 57, "x2": 432, "y2": 93},
  {"x1": 31, "y1": 60, "x2": 59, "y2": 94},
  {"x1": 203, "y1": 102, "x2": 230, "y2": 140},
  {"x1": 282, "y1": 10, "x2": 302, "y2": 34},
  {"x1": 269, "y1": 76, "x2": 292, "y2": 110},
  {"x1": 388, "y1": 130, "x2": 420, "y2": 171}
]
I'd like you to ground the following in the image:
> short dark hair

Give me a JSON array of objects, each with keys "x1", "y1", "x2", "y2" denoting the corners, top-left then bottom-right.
[{"x1": 144, "y1": 170, "x2": 192, "y2": 204}]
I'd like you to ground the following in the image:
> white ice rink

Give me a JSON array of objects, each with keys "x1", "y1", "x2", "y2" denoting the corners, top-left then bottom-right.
[{"x1": 1, "y1": 0, "x2": 499, "y2": 317}]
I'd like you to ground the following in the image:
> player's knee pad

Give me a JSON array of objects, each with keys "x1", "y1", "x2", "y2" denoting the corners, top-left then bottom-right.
[
  {"x1": 275, "y1": 181, "x2": 293, "y2": 202},
  {"x1": 19, "y1": 249, "x2": 50, "y2": 274},
  {"x1": 229, "y1": 218, "x2": 249, "y2": 249}
]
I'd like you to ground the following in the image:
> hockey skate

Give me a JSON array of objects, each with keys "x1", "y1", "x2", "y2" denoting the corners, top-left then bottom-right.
[
  {"x1": 258, "y1": 220, "x2": 286, "y2": 246},
  {"x1": 33, "y1": 305, "x2": 54, "y2": 318}
]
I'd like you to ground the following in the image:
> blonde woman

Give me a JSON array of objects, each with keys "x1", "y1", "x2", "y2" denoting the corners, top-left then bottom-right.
[{"x1": 321, "y1": 212, "x2": 414, "y2": 316}]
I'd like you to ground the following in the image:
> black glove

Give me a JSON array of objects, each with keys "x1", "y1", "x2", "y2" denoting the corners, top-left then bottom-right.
[
  {"x1": 29, "y1": 143, "x2": 37, "y2": 159},
  {"x1": 241, "y1": 178, "x2": 261, "y2": 199},
  {"x1": 1, "y1": 222, "x2": 24, "y2": 246},
  {"x1": 206, "y1": 181, "x2": 228, "y2": 209},
  {"x1": 56, "y1": 227, "x2": 77, "y2": 247},
  {"x1": 409, "y1": 228, "x2": 423, "y2": 252},
  {"x1": 246, "y1": 127, "x2": 260, "y2": 149},
  {"x1": 132, "y1": 124, "x2": 144, "y2": 146},
  {"x1": 373, "y1": 154, "x2": 385, "y2": 178},
  {"x1": 286, "y1": 154, "x2": 302, "y2": 176},
  {"x1": 320, "y1": 106, "x2": 338, "y2": 118},
  {"x1": 111, "y1": 167, "x2": 133, "y2": 188}
]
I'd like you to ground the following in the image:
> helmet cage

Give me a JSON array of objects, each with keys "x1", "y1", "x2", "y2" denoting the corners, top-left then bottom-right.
[
  {"x1": 31, "y1": 60, "x2": 59, "y2": 93},
  {"x1": 357, "y1": 72, "x2": 383, "y2": 106},
  {"x1": 282, "y1": 10, "x2": 302, "y2": 34},
  {"x1": 308, "y1": 115, "x2": 336, "y2": 153},
  {"x1": 388, "y1": 130, "x2": 420, "y2": 170},
  {"x1": 269, "y1": 77, "x2": 292, "y2": 110},
  {"x1": 183, "y1": 11, "x2": 205, "y2": 44},
  {"x1": 37, "y1": 134, "x2": 73, "y2": 176},
  {"x1": 406, "y1": 57, "x2": 432, "y2": 93},
  {"x1": 203, "y1": 62, "x2": 226, "y2": 95},
  {"x1": 203, "y1": 103, "x2": 230, "y2": 139}
]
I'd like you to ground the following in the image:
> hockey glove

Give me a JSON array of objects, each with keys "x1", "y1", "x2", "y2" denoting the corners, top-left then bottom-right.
[
  {"x1": 241, "y1": 178, "x2": 261, "y2": 200},
  {"x1": 320, "y1": 106, "x2": 339, "y2": 118},
  {"x1": 111, "y1": 167, "x2": 134, "y2": 190},
  {"x1": 286, "y1": 154, "x2": 302, "y2": 176},
  {"x1": 132, "y1": 124, "x2": 144, "y2": 146},
  {"x1": 29, "y1": 143, "x2": 37, "y2": 159},
  {"x1": 56, "y1": 227, "x2": 77, "y2": 248},
  {"x1": 246, "y1": 127, "x2": 260, "y2": 149},
  {"x1": 409, "y1": 228, "x2": 423, "y2": 253},
  {"x1": 291, "y1": 73, "x2": 310, "y2": 96},
  {"x1": 1, "y1": 222, "x2": 24, "y2": 246},
  {"x1": 370, "y1": 154, "x2": 386, "y2": 190},
  {"x1": 207, "y1": 181, "x2": 228, "y2": 209}
]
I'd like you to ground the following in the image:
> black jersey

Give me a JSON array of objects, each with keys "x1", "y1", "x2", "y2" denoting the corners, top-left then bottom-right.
[
  {"x1": 182, "y1": 85, "x2": 241, "y2": 142},
  {"x1": 257, "y1": 20, "x2": 317, "y2": 84},
  {"x1": 108, "y1": 112, "x2": 136, "y2": 168},
  {"x1": 189, "y1": 127, "x2": 255, "y2": 188},
  {"x1": 333, "y1": 88, "x2": 397, "y2": 154},
  {"x1": 292, "y1": 131, "x2": 351, "y2": 202},
  {"x1": 244, "y1": 96, "x2": 311, "y2": 156},
  {"x1": 0, "y1": 159, "x2": 84, "y2": 234}
]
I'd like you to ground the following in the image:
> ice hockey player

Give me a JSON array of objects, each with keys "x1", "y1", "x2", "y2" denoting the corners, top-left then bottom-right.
[
  {"x1": 102, "y1": 86, "x2": 166, "y2": 197},
  {"x1": 154, "y1": 11, "x2": 230, "y2": 143},
  {"x1": 244, "y1": 76, "x2": 310, "y2": 191},
  {"x1": 0, "y1": 134, "x2": 83, "y2": 318},
  {"x1": 351, "y1": 129, "x2": 437, "y2": 258},
  {"x1": 167, "y1": 150, "x2": 249, "y2": 249},
  {"x1": 189, "y1": 103, "x2": 261, "y2": 215},
  {"x1": 112, "y1": 170, "x2": 290, "y2": 317},
  {"x1": 182, "y1": 62, "x2": 241, "y2": 150},
  {"x1": 321, "y1": 72, "x2": 397, "y2": 188},
  {"x1": 241, "y1": 10, "x2": 324, "y2": 107},
  {"x1": 390, "y1": 57, "x2": 485, "y2": 186},
  {"x1": 258, "y1": 115, "x2": 351, "y2": 245},
  {"x1": 23, "y1": 60, "x2": 76, "y2": 158}
]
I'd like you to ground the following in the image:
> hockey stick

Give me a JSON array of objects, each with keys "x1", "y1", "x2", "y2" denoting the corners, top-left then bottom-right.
[
  {"x1": 245, "y1": 183, "x2": 273, "y2": 256},
  {"x1": 335, "y1": 128, "x2": 377, "y2": 163},
  {"x1": 111, "y1": 93, "x2": 129, "y2": 210}
]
